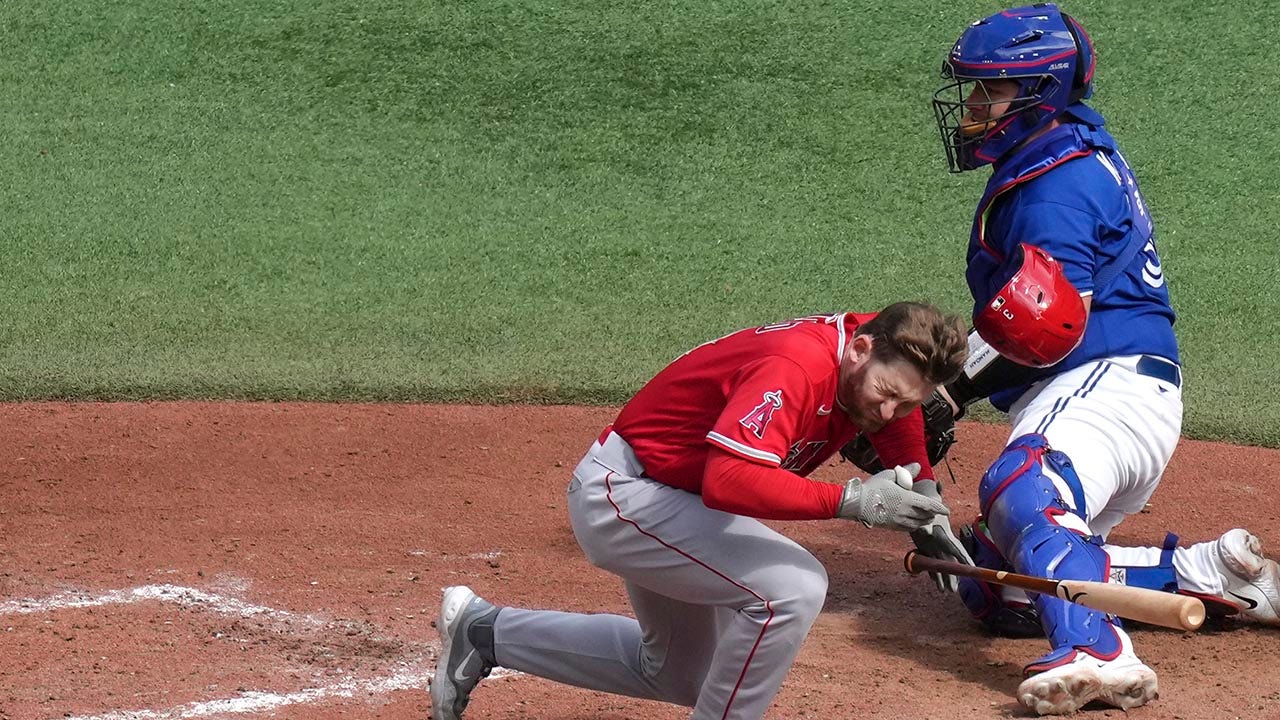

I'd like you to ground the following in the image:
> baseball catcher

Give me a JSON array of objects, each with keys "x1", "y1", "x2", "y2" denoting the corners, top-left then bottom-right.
[
  {"x1": 842, "y1": 243, "x2": 1085, "y2": 592},
  {"x1": 920, "y1": 6, "x2": 1280, "y2": 715}
]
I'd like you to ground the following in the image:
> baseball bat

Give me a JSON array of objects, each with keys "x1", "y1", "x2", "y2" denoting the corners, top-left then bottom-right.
[{"x1": 904, "y1": 550, "x2": 1205, "y2": 632}]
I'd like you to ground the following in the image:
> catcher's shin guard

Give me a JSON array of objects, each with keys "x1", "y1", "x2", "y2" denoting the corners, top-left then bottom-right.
[
  {"x1": 957, "y1": 521, "x2": 1042, "y2": 638},
  {"x1": 978, "y1": 434, "x2": 1125, "y2": 670}
]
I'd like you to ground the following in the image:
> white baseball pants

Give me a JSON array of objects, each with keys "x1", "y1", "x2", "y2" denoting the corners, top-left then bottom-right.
[
  {"x1": 1007, "y1": 354, "x2": 1183, "y2": 538},
  {"x1": 1006, "y1": 355, "x2": 1228, "y2": 595}
]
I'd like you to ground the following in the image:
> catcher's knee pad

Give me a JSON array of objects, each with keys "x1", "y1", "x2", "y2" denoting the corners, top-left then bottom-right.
[
  {"x1": 978, "y1": 433, "x2": 1086, "y2": 519},
  {"x1": 957, "y1": 521, "x2": 1042, "y2": 637},
  {"x1": 978, "y1": 434, "x2": 1123, "y2": 660}
]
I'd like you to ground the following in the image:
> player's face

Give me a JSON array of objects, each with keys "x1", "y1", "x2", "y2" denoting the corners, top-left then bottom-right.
[
  {"x1": 838, "y1": 337, "x2": 936, "y2": 433},
  {"x1": 960, "y1": 79, "x2": 1021, "y2": 137}
]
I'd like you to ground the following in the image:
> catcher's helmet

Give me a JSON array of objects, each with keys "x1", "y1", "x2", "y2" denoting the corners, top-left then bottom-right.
[
  {"x1": 933, "y1": 3, "x2": 1095, "y2": 172},
  {"x1": 973, "y1": 243, "x2": 1085, "y2": 368}
]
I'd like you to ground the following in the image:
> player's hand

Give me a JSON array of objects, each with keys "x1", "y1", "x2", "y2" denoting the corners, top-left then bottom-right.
[
  {"x1": 908, "y1": 479, "x2": 974, "y2": 592},
  {"x1": 839, "y1": 464, "x2": 950, "y2": 531}
]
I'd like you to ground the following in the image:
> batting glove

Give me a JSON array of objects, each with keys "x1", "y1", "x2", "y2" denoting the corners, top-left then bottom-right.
[
  {"x1": 908, "y1": 479, "x2": 974, "y2": 593},
  {"x1": 839, "y1": 463, "x2": 950, "y2": 531}
]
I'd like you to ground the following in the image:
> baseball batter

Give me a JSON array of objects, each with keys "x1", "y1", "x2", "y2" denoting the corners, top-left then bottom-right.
[
  {"x1": 925, "y1": 4, "x2": 1280, "y2": 715},
  {"x1": 429, "y1": 302, "x2": 969, "y2": 720}
]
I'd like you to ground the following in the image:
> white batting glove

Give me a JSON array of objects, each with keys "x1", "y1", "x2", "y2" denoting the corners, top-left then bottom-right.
[
  {"x1": 908, "y1": 479, "x2": 975, "y2": 593},
  {"x1": 839, "y1": 463, "x2": 950, "y2": 531}
]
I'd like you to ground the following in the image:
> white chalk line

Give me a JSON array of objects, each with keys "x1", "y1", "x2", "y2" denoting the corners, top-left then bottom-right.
[
  {"x1": 62, "y1": 663, "x2": 433, "y2": 720},
  {"x1": 62, "y1": 662, "x2": 520, "y2": 720},
  {"x1": 0, "y1": 584, "x2": 326, "y2": 626},
  {"x1": 4, "y1": 583, "x2": 520, "y2": 718}
]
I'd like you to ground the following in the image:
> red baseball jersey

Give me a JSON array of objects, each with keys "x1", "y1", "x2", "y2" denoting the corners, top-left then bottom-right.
[{"x1": 611, "y1": 312, "x2": 931, "y2": 502}]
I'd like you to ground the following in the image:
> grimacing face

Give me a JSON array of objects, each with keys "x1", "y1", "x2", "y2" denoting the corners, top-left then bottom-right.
[{"x1": 837, "y1": 335, "x2": 936, "y2": 433}]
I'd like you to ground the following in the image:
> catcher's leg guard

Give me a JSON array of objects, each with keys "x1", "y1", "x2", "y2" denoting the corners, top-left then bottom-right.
[
  {"x1": 957, "y1": 521, "x2": 1042, "y2": 638},
  {"x1": 978, "y1": 434, "x2": 1124, "y2": 672}
]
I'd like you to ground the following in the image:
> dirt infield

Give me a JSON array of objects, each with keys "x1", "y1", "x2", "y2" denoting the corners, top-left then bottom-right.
[{"x1": 2, "y1": 402, "x2": 1277, "y2": 720}]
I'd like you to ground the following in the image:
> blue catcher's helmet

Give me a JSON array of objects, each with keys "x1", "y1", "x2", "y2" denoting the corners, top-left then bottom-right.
[{"x1": 933, "y1": 4, "x2": 1096, "y2": 172}]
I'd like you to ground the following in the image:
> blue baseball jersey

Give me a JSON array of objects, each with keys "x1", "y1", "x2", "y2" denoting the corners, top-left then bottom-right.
[{"x1": 966, "y1": 115, "x2": 1178, "y2": 410}]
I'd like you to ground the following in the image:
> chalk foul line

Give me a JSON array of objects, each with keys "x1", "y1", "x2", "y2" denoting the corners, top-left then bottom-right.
[
  {"x1": 62, "y1": 663, "x2": 433, "y2": 720},
  {"x1": 3, "y1": 583, "x2": 520, "y2": 719},
  {"x1": 0, "y1": 583, "x2": 323, "y2": 626}
]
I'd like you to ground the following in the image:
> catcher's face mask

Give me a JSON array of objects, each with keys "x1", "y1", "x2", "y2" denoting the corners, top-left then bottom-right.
[{"x1": 933, "y1": 4, "x2": 1095, "y2": 172}]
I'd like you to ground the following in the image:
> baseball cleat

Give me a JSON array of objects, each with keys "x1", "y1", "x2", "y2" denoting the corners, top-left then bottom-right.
[
  {"x1": 430, "y1": 586, "x2": 500, "y2": 720},
  {"x1": 1017, "y1": 633, "x2": 1157, "y2": 715},
  {"x1": 1215, "y1": 529, "x2": 1280, "y2": 625}
]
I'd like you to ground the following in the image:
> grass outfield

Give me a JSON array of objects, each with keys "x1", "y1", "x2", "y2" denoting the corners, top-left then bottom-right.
[{"x1": 4, "y1": 1, "x2": 1278, "y2": 445}]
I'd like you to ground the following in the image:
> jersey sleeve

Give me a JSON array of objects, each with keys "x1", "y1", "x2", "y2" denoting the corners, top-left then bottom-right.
[
  {"x1": 705, "y1": 356, "x2": 815, "y2": 466},
  {"x1": 1000, "y1": 199, "x2": 1101, "y2": 295},
  {"x1": 701, "y1": 447, "x2": 844, "y2": 520}
]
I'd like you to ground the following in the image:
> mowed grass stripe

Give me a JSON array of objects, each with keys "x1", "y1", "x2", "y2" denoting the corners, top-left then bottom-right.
[{"x1": 3, "y1": 1, "x2": 1278, "y2": 445}]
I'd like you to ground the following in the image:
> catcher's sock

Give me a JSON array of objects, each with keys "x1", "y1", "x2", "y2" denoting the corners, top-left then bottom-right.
[
  {"x1": 1176, "y1": 539, "x2": 1228, "y2": 595},
  {"x1": 1105, "y1": 539, "x2": 1222, "y2": 595}
]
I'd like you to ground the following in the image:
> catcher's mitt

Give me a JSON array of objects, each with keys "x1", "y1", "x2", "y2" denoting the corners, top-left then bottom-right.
[{"x1": 839, "y1": 389, "x2": 956, "y2": 473}]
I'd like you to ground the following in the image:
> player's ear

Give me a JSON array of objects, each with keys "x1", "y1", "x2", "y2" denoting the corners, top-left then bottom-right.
[{"x1": 849, "y1": 333, "x2": 874, "y2": 363}]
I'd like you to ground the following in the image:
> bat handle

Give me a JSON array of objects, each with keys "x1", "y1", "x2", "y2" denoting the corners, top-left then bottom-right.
[{"x1": 903, "y1": 550, "x2": 920, "y2": 574}]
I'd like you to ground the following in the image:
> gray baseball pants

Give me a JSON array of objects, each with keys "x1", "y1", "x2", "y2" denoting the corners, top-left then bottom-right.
[{"x1": 490, "y1": 431, "x2": 829, "y2": 719}]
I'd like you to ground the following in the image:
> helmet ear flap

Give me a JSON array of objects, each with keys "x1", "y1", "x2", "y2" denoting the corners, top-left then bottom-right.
[
  {"x1": 1061, "y1": 13, "x2": 1093, "y2": 103},
  {"x1": 1028, "y1": 75, "x2": 1055, "y2": 114},
  {"x1": 1012, "y1": 75, "x2": 1054, "y2": 127}
]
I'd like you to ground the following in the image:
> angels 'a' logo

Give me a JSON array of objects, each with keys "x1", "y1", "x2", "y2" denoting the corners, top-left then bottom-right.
[{"x1": 740, "y1": 390, "x2": 783, "y2": 439}]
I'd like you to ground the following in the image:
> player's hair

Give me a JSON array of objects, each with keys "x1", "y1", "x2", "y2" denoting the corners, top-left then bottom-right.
[{"x1": 856, "y1": 302, "x2": 967, "y2": 384}]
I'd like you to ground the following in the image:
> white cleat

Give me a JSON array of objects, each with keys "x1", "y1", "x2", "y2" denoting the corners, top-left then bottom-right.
[
  {"x1": 1018, "y1": 634, "x2": 1158, "y2": 715},
  {"x1": 1216, "y1": 528, "x2": 1280, "y2": 626},
  {"x1": 430, "y1": 586, "x2": 499, "y2": 720}
]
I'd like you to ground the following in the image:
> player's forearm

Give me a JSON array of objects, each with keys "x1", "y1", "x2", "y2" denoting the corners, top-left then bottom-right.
[
  {"x1": 944, "y1": 328, "x2": 1050, "y2": 407},
  {"x1": 701, "y1": 448, "x2": 844, "y2": 520}
]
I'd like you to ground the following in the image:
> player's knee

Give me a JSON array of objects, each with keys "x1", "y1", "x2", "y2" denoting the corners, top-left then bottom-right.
[
  {"x1": 750, "y1": 552, "x2": 828, "y2": 624},
  {"x1": 958, "y1": 576, "x2": 998, "y2": 621},
  {"x1": 958, "y1": 577, "x2": 1043, "y2": 638},
  {"x1": 663, "y1": 670, "x2": 706, "y2": 707},
  {"x1": 973, "y1": 434, "x2": 1110, "y2": 583},
  {"x1": 976, "y1": 433, "x2": 1053, "y2": 508},
  {"x1": 780, "y1": 560, "x2": 829, "y2": 621}
]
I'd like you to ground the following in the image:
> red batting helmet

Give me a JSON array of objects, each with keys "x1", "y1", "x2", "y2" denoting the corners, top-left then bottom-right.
[{"x1": 973, "y1": 243, "x2": 1086, "y2": 368}]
